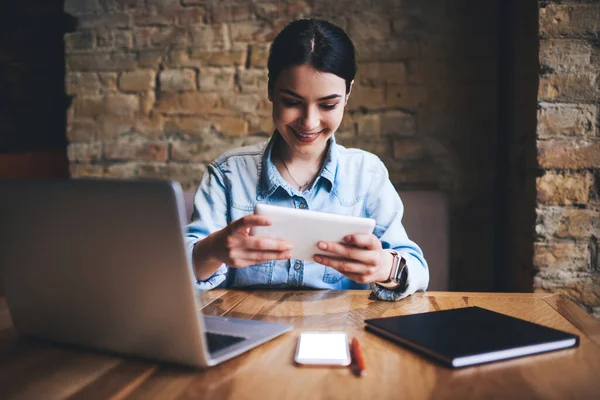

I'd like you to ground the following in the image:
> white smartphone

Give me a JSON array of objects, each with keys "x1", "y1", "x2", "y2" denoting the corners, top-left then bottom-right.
[{"x1": 294, "y1": 332, "x2": 351, "y2": 366}]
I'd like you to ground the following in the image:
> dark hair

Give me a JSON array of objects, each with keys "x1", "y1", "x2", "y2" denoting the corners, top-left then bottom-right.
[{"x1": 267, "y1": 18, "x2": 356, "y2": 94}]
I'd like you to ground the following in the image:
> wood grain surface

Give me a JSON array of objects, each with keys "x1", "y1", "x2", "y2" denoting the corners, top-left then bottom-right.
[{"x1": 1, "y1": 291, "x2": 599, "y2": 400}]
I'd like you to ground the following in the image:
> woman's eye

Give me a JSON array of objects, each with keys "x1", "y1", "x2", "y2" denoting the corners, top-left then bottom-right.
[
  {"x1": 320, "y1": 104, "x2": 337, "y2": 111},
  {"x1": 282, "y1": 99, "x2": 301, "y2": 107}
]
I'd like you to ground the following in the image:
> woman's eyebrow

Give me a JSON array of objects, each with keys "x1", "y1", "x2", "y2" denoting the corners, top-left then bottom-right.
[{"x1": 280, "y1": 89, "x2": 342, "y2": 101}]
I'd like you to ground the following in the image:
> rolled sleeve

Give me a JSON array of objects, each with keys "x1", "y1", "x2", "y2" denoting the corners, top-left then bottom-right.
[
  {"x1": 184, "y1": 163, "x2": 231, "y2": 291},
  {"x1": 365, "y1": 160, "x2": 429, "y2": 301}
]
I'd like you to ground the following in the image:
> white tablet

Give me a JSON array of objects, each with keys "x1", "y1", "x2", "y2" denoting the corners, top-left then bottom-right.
[{"x1": 251, "y1": 204, "x2": 376, "y2": 261}]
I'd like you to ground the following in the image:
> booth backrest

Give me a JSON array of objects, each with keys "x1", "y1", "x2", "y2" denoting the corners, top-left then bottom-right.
[{"x1": 183, "y1": 190, "x2": 449, "y2": 290}]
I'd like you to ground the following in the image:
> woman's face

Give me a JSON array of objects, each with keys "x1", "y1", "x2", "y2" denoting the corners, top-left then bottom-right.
[{"x1": 270, "y1": 64, "x2": 350, "y2": 158}]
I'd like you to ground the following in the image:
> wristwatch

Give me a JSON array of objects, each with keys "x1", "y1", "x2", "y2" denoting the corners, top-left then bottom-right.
[{"x1": 377, "y1": 250, "x2": 408, "y2": 290}]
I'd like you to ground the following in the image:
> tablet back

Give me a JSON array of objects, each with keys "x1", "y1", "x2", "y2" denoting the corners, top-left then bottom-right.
[{"x1": 252, "y1": 204, "x2": 375, "y2": 261}]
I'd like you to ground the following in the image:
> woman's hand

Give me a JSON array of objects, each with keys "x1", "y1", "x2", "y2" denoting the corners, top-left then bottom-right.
[
  {"x1": 313, "y1": 234, "x2": 393, "y2": 284},
  {"x1": 213, "y1": 215, "x2": 292, "y2": 268}
]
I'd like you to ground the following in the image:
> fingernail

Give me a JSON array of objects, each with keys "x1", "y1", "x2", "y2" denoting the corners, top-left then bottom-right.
[
  {"x1": 285, "y1": 244, "x2": 292, "y2": 250},
  {"x1": 344, "y1": 235, "x2": 351, "y2": 242},
  {"x1": 318, "y1": 242, "x2": 327, "y2": 250},
  {"x1": 314, "y1": 256, "x2": 322, "y2": 263}
]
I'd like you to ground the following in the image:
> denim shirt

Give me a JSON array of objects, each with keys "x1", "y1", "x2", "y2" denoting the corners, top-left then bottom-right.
[{"x1": 184, "y1": 133, "x2": 429, "y2": 301}]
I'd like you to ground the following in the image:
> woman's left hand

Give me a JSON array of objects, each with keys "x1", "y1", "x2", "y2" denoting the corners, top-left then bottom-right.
[{"x1": 313, "y1": 234, "x2": 393, "y2": 284}]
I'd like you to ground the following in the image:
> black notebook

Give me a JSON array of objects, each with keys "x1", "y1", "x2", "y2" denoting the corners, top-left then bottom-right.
[{"x1": 364, "y1": 306, "x2": 579, "y2": 368}]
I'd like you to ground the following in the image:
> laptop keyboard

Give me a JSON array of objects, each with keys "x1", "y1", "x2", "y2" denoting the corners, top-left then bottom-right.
[{"x1": 205, "y1": 332, "x2": 246, "y2": 354}]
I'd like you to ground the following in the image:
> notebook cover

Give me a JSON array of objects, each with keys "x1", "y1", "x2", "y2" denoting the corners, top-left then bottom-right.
[{"x1": 364, "y1": 306, "x2": 579, "y2": 368}]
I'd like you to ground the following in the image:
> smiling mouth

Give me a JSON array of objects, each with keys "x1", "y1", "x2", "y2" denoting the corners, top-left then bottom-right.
[{"x1": 292, "y1": 128, "x2": 324, "y2": 138}]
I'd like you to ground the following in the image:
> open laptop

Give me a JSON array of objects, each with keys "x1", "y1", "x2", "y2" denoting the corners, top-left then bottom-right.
[{"x1": 0, "y1": 179, "x2": 292, "y2": 368}]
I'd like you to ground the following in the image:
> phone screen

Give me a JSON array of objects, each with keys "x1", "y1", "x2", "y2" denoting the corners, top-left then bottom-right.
[{"x1": 295, "y1": 332, "x2": 351, "y2": 365}]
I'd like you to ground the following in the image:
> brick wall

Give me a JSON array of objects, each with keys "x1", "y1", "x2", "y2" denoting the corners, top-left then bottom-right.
[
  {"x1": 64, "y1": 0, "x2": 500, "y2": 291},
  {"x1": 535, "y1": 1, "x2": 600, "y2": 318}
]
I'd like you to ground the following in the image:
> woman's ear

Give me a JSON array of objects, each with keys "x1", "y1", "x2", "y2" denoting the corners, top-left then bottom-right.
[{"x1": 345, "y1": 80, "x2": 354, "y2": 106}]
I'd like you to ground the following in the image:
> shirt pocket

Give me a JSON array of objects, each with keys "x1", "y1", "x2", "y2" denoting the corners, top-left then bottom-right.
[{"x1": 232, "y1": 261, "x2": 275, "y2": 287}]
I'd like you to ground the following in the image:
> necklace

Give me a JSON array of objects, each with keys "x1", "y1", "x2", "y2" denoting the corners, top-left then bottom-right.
[
  {"x1": 279, "y1": 156, "x2": 322, "y2": 191},
  {"x1": 281, "y1": 157, "x2": 312, "y2": 191}
]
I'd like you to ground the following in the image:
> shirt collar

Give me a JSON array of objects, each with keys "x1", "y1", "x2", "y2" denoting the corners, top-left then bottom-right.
[{"x1": 257, "y1": 131, "x2": 338, "y2": 201}]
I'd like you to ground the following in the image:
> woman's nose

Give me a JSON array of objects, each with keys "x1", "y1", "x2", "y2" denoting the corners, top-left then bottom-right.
[{"x1": 298, "y1": 106, "x2": 320, "y2": 131}]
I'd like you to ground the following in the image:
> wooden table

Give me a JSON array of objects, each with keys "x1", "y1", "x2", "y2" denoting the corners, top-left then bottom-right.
[{"x1": 1, "y1": 290, "x2": 599, "y2": 399}]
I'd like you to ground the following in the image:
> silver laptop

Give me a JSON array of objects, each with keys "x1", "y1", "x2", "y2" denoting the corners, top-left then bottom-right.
[{"x1": 0, "y1": 179, "x2": 292, "y2": 368}]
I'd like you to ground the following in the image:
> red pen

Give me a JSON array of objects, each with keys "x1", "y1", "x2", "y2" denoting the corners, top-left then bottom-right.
[{"x1": 351, "y1": 337, "x2": 367, "y2": 377}]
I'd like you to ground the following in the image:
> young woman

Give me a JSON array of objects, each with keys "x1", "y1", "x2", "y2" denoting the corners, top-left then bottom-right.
[{"x1": 185, "y1": 19, "x2": 428, "y2": 301}]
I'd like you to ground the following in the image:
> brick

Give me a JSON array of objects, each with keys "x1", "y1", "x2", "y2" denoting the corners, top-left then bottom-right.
[
  {"x1": 199, "y1": 67, "x2": 235, "y2": 92},
  {"x1": 385, "y1": 85, "x2": 428, "y2": 111},
  {"x1": 67, "y1": 119, "x2": 99, "y2": 142},
  {"x1": 381, "y1": 110, "x2": 416, "y2": 137},
  {"x1": 539, "y1": 39, "x2": 596, "y2": 75},
  {"x1": 74, "y1": 96, "x2": 104, "y2": 118},
  {"x1": 238, "y1": 68, "x2": 267, "y2": 93},
  {"x1": 140, "y1": 91, "x2": 156, "y2": 115},
  {"x1": 211, "y1": 2, "x2": 254, "y2": 23},
  {"x1": 538, "y1": 139, "x2": 600, "y2": 169},
  {"x1": 355, "y1": 114, "x2": 381, "y2": 136},
  {"x1": 346, "y1": 86, "x2": 386, "y2": 111},
  {"x1": 69, "y1": 164, "x2": 104, "y2": 178},
  {"x1": 67, "y1": 142, "x2": 102, "y2": 163},
  {"x1": 136, "y1": 115, "x2": 164, "y2": 138},
  {"x1": 103, "y1": 137, "x2": 169, "y2": 162},
  {"x1": 79, "y1": 13, "x2": 130, "y2": 29},
  {"x1": 285, "y1": 1, "x2": 312, "y2": 19},
  {"x1": 393, "y1": 139, "x2": 424, "y2": 160},
  {"x1": 104, "y1": 93, "x2": 140, "y2": 116},
  {"x1": 102, "y1": 163, "x2": 137, "y2": 179},
  {"x1": 537, "y1": 103, "x2": 596, "y2": 138},
  {"x1": 336, "y1": 113, "x2": 356, "y2": 137},
  {"x1": 534, "y1": 241, "x2": 590, "y2": 273},
  {"x1": 98, "y1": 72, "x2": 118, "y2": 89},
  {"x1": 119, "y1": 70, "x2": 156, "y2": 92},
  {"x1": 536, "y1": 207, "x2": 600, "y2": 239},
  {"x1": 138, "y1": 50, "x2": 165, "y2": 67},
  {"x1": 247, "y1": 115, "x2": 273, "y2": 134},
  {"x1": 100, "y1": 117, "x2": 137, "y2": 138},
  {"x1": 347, "y1": 13, "x2": 391, "y2": 43},
  {"x1": 190, "y1": 25, "x2": 230, "y2": 51},
  {"x1": 219, "y1": 93, "x2": 260, "y2": 115},
  {"x1": 229, "y1": 21, "x2": 281, "y2": 44},
  {"x1": 163, "y1": 117, "x2": 212, "y2": 138},
  {"x1": 155, "y1": 92, "x2": 221, "y2": 115},
  {"x1": 170, "y1": 141, "x2": 227, "y2": 163},
  {"x1": 159, "y1": 69, "x2": 196, "y2": 92},
  {"x1": 211, "y1": 116, "x2": 248, "y2": 136},
  {"x1": 66, "y1": 72, "x2": 101, "y2": 95},
  {"x1": 134, "y1": 162, "x2": 206, "y2": 192},
  {"x1": 178, "y1": 7, "x2": 207, "y2": 25},
  {"x1": 537, "y1": 171, "x2": 593, "y2": 205},
  {"x1": 555, "y1": 209, "x2": 600, "y2": 239},
  {"x1": 96, "y1": 29, "x2": 133, "y2": 49},
  {"x1": 355, "y1": 39, "x2": 418, "y2": 63},
  {"x1": 189, "y1": 49, "x2": 247, "y2": 67},
  {"x1": 250, "y1": 43, "x2": 269, "y2": 68},
  {"x1": 67, "y1": 53, "x2": 137, "y2": 72},
  {"x1": 357, "y1": 62, "x2": 406, "y2": 86},
  {"x1": 65, "y1": 31, "x2": 95, "y2": 51},
  {"x1": 163, "y1": 118, "x2": 210, "y2": 138},
  {"x1": 539, "y1": 4, "x2": 600, "y2": 37},
  {"x1": 538, "y1": 74, "x2": 600, "y2": 102},
  {"x1": 134, "y1": 5, "x2": 178, "y2": 26},
  {"x1": 134, "y1": 27, "x2": 189, "y2": 49}
]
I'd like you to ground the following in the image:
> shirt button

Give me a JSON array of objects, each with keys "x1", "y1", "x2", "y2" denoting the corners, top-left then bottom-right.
[
  {"x1": 299, "y1": 203, "x2": 307, "y2": 209},
  {"x1": 294, "y1": 262, "x2": 302, "y2": 270}
]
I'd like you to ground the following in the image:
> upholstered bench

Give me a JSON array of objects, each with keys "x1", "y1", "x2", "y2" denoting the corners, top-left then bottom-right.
[{"x1": 183, "y1": 191, "x2": 449, "y2": 290}]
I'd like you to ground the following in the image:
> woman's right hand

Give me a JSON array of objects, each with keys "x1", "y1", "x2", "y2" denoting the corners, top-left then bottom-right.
[{"x1": 212, "y1": 215, "x2": 292, "y2": 268}]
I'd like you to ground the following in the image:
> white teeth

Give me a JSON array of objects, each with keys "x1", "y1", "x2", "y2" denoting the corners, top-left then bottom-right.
[{"x1": 295, "y1": 130, "x2": 321, "y2": 138}]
